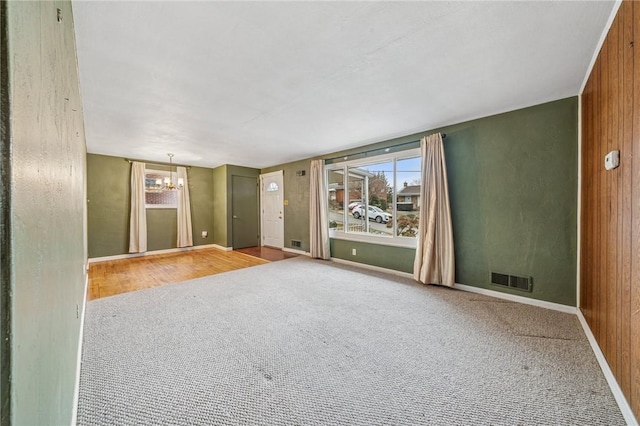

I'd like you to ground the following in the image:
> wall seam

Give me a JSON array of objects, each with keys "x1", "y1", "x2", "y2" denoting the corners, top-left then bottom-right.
[{"x1": 0, "y1": 0, "x2": 12, "y2": 424}]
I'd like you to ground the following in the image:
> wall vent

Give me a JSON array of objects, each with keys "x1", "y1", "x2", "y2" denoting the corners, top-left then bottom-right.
[
  {"x1": 491, "y1": 272, "x2": 533, "y2": 292},
  {"x1": 491, "y1": 272, "x2": 510, "y2": 287},
  {"x1": 291, "y1": 240, "x2": 301, "y2": 248}
]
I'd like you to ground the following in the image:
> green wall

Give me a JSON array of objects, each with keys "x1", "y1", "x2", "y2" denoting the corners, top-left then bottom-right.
[
  {"x1": 5, "y1": 1, "x2": 87, "y2": 424},
  {"x1": 188, "y1": 166, "x2": 216, "y2": 247},
  {"x1": 330, "y1": 240, "x2": 415, "y2": 273},
  {"x1": 212, "y1": 165, "x2": 228, "y2": 247},
  {"x1": 264, "y1": 97, "x2": 578, "y2": 306},
  {"x1": 87, "y1": 154, "x2": 216, "y2": 258},
  {"x1": 87, "y1": 154, "x2": 130, "y2": 257}
]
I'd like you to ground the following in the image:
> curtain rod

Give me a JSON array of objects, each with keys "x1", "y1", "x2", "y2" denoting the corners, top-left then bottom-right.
[
  {"x1": 324, "y1": 132, "x2": 446, "y2": 163},
  {"x1": 125, "y1": 158, "x2": 191, "y2": 169}
]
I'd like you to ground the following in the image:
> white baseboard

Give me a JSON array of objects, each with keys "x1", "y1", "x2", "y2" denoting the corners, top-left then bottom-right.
[
  {"x1": 454, "y1": 283, "x2": 577, "y2": 314},
  {"x1": 283, "y1": 247, "x2": 310, "y2": 256},
  {"x1": 576, "y1": 310, "x2": 638, "y2": 426},
  {"x1": 329, "y1": 258, "x2": 575, "y2": 315},
  {"x1": 88, "y1": 244, "x2": 229, "y2": 263},
  {"x1": 70, "y1": 272, "x2": 89, "y2": 426}
]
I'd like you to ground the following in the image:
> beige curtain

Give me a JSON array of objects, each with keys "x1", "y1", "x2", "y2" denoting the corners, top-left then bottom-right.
[
  {"x1": 129, "y1": 161, "x2": 147, "y2": 253},
  {"x1": 413, "y1": 133, "x2": 455, "y2": 287},
  {"x1": 309, "y1": 159, "x2": 330, "y2": 259},
  {"x1": 177, "y1": 166, "x2": 193, "y2": 248}
]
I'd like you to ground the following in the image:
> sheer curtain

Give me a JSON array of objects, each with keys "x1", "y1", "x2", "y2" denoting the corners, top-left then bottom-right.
[
  {"x1": 413, "y1": 133, "x2": 455, "y2": 287},
  {"x1": 309, "y1": 159, "x2": 330, "y2": 259},
  {"x1": 129, "y1": 161, "x2": 147, "y2": 253},
  {"x1": 176, "y1": 166, "x2": 193, "y2": 248}
]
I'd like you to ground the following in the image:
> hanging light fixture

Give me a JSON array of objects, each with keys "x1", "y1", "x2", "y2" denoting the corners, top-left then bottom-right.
[{"x1": 163, "y1": 153, "x2": 184, "y2": 190}]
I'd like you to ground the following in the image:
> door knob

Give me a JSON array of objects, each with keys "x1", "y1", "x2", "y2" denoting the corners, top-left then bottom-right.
[{"x1": 233, "y1": 215, "x2": 238, "y2": 219}]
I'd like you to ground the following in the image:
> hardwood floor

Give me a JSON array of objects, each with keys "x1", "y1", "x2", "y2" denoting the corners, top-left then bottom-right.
[
  {"x1": 235, "y1": 246, "x2": 299, "y2": 262},
  {"x1": 88, "y1": 247, "x2": 296, "y2": 301}
]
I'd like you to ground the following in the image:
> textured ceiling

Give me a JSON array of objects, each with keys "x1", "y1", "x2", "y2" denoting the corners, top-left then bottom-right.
[{"x1": 73, "y1": 1, "x2": 615, "y2": 169}]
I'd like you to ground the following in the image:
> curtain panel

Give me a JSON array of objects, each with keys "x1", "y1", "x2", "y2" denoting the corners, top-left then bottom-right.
[
  {"x1": 129, "y1": 161, "x2": 147, "y2": 253},
  {"x1": 309, "y1": 159, "x2": 330, "y2": 259},
  {"x1": 413, "y1": 133, "x2": 455, "y2": 287},
  {"x1": 176, "y1": 166, "x2": 193, "y2": 248}
]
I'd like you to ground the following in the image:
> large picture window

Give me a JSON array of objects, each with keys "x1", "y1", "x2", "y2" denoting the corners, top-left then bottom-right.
[{"x1": 326, "y1": 148, "x2": 421, "y2": 247}]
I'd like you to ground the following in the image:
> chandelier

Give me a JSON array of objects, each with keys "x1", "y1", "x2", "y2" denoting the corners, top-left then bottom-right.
[{"x1": 156, "y1": 153, "x2": 183, "y2": 190}]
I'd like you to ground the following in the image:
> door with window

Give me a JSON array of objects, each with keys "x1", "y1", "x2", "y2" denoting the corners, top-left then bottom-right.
[{"x1": 260, "y1": 171, "x2": 284, "y2": 248}]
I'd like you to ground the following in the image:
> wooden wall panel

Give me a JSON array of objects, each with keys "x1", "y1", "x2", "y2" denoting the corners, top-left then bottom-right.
[
  {"x1": 580, "y1": 0, "x2": 638, "y2": 419},
  {"x1": 631, "y1": 1, "x2": 640, "y2": 416}
]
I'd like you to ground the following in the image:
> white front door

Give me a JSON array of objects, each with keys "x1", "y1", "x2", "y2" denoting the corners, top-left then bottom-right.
[{"x1": 260, "y1": 170, "x2": 284, "y2": 248}]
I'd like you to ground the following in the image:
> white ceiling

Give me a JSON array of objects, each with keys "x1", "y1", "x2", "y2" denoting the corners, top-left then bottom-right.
[{"x1": 73, "y1": 1, "x2": 615, "y2": 169}]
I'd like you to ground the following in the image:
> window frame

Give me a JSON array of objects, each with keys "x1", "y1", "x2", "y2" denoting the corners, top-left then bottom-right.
[{"x1": 325, "y1": 148, "x2": 421, "y2": 249}]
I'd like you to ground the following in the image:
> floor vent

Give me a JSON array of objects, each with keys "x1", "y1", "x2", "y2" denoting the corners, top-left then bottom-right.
[
  {"x1": 291, "y1": 240, "x2": 302, "y2": 248},
  {"x1": 491, "y1": 272, "x2": 533, "y2": 292}
]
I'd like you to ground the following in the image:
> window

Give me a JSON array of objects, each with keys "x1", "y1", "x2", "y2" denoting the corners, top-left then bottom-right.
[
  {"x1": 145, "y1": 168, "x2": 177, "y2": 208},
  {"x1": 326, "y1": 148, "x2": 421, "y2": 247}
]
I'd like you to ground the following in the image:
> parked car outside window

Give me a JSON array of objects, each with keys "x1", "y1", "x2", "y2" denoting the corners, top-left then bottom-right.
[
  {"x1": 347, "y1": 201, "x2": 363, "y2": 211},
  {"x1": 352, "y1": 205, "x2": 392, "y2": 223}
]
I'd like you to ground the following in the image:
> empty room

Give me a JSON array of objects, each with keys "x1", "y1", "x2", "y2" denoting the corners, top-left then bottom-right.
[{"x1": 2, "y1": 0, "x2": 639, "y2": 425}]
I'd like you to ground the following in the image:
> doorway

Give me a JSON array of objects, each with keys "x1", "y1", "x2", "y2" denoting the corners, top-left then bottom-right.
[
  {"x1": 231, "y1": 175, "x2": 259, "y2": 249},
  {"x1": 260, "y1": 170, "x2": 284, "y2": 249}
]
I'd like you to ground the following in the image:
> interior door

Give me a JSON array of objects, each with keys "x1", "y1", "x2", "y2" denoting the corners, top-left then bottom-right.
[
  {"x1": 260, "y1": 171, "x2": 284, "y2": 248},
  {"x1": 231, "y1": 175, "x2": 259, "y2": 249}
]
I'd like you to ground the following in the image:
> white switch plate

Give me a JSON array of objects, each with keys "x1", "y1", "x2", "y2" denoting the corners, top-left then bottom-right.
[
  {"x1": 352, "y1": 248, "x2": 356, "y2": 255},
  {"x1": 605, "y1": 150, "x2": 619, "y2": 170},
  {"x1": 202, "y1": 231, "x2": 208, "y2": 238}
]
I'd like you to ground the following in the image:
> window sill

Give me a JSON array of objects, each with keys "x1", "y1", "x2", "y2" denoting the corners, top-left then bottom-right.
[
  {"x1": 329, "y1": 230, "x2": 417, "y2": 249},
  {"x1": 145, "y1": 205, "x2": 177, "y2": 209}
]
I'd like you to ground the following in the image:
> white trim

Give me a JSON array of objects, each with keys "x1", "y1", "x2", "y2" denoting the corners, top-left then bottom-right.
[
  {"x1": 88, "y1": 244, "x2": 228, "y2": 263},
  {"x1": 454, "y1": 283, "x2": 577, "y2": 314},
  {"x1": 576, "y1": 94, "x2": 582, "y2": 308},
  {"x1": 145, "y1": 204, "x2": 177, "y2": 209},
  {"x1": 282, "y1": 247, "x2": 310, "y2": 256},
  {"x1": 70, "y1": 272, "x2": 89, "y2": 426},
  {"x1": 330, "y1": 233, "x2": 417, "y2": 249},
  {"x1": 579, "y1": 0, "x2": 623, "y2": 95},
  {"x1": 577, "y1": 310, "x2": 638, "y2": 426}
]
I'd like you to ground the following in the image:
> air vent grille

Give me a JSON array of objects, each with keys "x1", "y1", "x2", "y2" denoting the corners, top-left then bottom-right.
[
  {"x1": 291, "y1": 240, "x2": 301, "y2": 248},
  {"x1": 491, "y1": 272, "x2": 533, "y2": 292},
  {"x1": 491, "y1": 272, "x2": 510, "y2": 287}
]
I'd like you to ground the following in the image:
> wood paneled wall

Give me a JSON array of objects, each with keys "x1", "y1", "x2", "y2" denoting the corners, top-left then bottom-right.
[{"x1": 580, "y1": 0, "x2": 639, "y2": 419}]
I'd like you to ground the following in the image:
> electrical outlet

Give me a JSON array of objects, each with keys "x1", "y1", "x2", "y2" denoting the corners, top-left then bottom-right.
[
  {"x1": 352, "y1": 248, "x2": 357, "y2": 256},
  {"x1": 202, "y1": 231, "x2": 208, "y2": 238}
]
